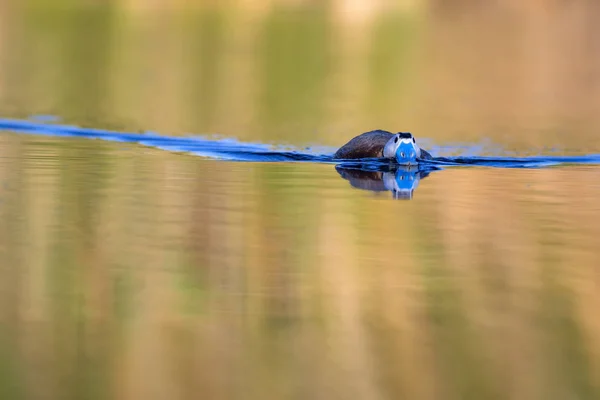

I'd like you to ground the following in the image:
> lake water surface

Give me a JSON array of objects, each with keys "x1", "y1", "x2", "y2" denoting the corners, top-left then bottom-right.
[{"x1": 1, "y1": 2, "x2": 600, "y2": 400}]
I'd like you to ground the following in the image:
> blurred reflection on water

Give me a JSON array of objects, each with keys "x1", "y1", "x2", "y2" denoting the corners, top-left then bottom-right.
[
  {"x1": 2, "y1": 1, "x2": 600, "y2": 151},
  {"x1": 335, "y1": 165, "x2": 431, "y2": 200},
  {"x1": 1, "y1": 1, "x2": 600, "y2": 400}
]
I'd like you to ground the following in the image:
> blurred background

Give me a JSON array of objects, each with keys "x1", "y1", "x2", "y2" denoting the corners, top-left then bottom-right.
[
  {"x1": 2, "y1": 0, "x2": 600, "y2": 149},
  {"x1": 1, "y1": 1, "x2": 600, "y2": 399}
]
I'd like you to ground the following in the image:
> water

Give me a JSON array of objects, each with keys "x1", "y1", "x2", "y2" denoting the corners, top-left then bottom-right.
[{"x1": 2, "y1": 2, "x2": 600, "y2": 400}]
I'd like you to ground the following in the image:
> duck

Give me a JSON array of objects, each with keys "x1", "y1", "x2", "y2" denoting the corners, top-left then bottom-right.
[{"x1": 332, "y1": 130, "x2": 432, "y2": 165}]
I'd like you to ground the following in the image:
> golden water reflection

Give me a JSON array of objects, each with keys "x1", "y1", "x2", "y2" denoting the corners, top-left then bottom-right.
[
  {"x1": 1, "y1": 1, "x2": 599, "y2": 151},
  {"x1": 1, "y1": 1, "x2": 600, "y2": 399},
  {"x1": 0, "y1": 135, "x2": 599, "y2": 399}
]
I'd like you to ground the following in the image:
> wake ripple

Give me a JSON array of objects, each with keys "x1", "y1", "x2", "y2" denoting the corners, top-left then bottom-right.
[{"x1": 1, "y1": 118, "x2": 600, "y2": 170}]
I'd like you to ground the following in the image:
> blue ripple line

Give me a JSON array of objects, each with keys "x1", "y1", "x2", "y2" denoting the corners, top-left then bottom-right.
[
  {"x1": 1, "y1": 118, "x2": 600, "y2": 169},
  {"x1": 0, "y1": 118, "x2": 331, "y2": 163},
  {"x1": 426, "y1": 154, "x2": 600, "y2": 168}
]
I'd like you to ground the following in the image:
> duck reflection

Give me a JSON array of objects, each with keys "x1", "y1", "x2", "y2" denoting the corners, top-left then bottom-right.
[{"x1": 335, "y1": 164, "x2": 434, "y2": 200}]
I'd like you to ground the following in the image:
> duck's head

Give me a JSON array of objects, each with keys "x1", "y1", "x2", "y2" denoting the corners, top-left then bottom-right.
[{"x1": 383, "y1": 132, "x2": 422, "y2": 165}]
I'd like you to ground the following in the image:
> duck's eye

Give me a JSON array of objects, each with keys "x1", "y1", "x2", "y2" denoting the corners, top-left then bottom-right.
[
  {"x1": 394, "y1": 136, "x2": 399, "y2": 143},
  {"x1": 412, "y1": 137, "x2": 416, "y2": 143}
]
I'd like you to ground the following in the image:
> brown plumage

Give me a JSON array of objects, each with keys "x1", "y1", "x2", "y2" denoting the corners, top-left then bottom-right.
[{"x1": 332, "y1": 130, "x2": 394, "y2": 159}]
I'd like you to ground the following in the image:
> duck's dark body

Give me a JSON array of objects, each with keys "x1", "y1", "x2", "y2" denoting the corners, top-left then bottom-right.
[
  {"x1": 333, "y1": 130, "x2": 394, "y2": 159},
  {"x1": 333, "y1": 130, "x2": 432, "y2": 160}
]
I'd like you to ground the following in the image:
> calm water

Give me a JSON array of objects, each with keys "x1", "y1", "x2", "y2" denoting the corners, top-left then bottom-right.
[{"x1": 2, "y1": 2, "x2": 600, "y2": 400}]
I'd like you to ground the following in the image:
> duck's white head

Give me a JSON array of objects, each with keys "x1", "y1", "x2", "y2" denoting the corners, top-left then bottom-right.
[{"x1": 383, "y1": 132, "x2": 422, "y2": 165}]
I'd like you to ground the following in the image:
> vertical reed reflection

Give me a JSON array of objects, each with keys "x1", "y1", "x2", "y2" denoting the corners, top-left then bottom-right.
[
  {"x1": 0, "y1": 1, "x2": 600, "y2": 400},
  {"x1": 0, "y1": 136, "x2": 599, "y2": 399}
]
